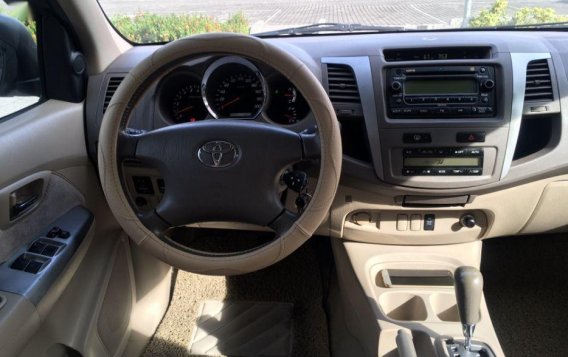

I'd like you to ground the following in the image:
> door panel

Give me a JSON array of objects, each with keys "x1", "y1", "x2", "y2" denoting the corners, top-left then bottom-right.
[{"x1": 0, "y1": 98, "x2": 172, "y2": 356}]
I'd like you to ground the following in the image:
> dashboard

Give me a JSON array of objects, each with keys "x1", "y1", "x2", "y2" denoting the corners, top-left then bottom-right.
[
  {"x1": 156, "y1": 56, "x2": 310, "y2": 125},
  {"x1": 86, "y1": 30, "x2": 568, "y2": 245}
]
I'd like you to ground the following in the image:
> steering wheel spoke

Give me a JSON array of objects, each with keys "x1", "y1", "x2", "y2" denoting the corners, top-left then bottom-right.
[
  {"x1": 268, "y1": 209, "x2": 299, "y2": 236},
  {"x1": 117, "y1": 131, "x2": 141, "y2": 159},
  {"x1": 138, "y1": 210, "x2": 172, "y2": 238},
  {"x1": 300, "y1": 127, "x2": 321, "y2": 160}
]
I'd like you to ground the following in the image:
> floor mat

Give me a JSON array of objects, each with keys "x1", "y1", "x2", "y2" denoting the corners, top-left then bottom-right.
[
  {"x1": 143, "y1": 237, "x2": 330, "y2": 357},
  {"x1": 189, "y1": 301, "x2": 293, "y2": 356},
  {"x1": 481, "y1": 233, "x2": 568, "y2": 357}
]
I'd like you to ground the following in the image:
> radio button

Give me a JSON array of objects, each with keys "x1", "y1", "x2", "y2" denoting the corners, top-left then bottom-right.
[
  {"x1": 451, "y1": 169, "x2": 465, "y2": 175},
  {"x1": 467, "y1": 169, "x2": 482, "y2": 175},
  {"x1": 476, "y1": 107, "x2": 493, "y2": 114},
  {"x1": 402, "y1": 108, "x2": 413, "y2": 114},
  {"x1": 452, "y1": 107, "x2": 471, "y2": 115},
  {"x1": 403, "y1": 133, "x2": 432, "y2": 144},
  {"x1": 435, "y1": 108, "x2": 450, "y2": 115},
  {"x1": 436, "y1": 169, "x2": 448, "y2": 175},
  {"x1": 391, "y1": 81, "x2": 402, "y2": 91},
  {"x1": 417, "y1": 108, "x2": 430, "y2": 115},
  {"x1": 457, "y1": 132, "x2": 486, "y2": 143},
  {"x1": 391, "y1": 108, "x2": 403, "y2": 114}
]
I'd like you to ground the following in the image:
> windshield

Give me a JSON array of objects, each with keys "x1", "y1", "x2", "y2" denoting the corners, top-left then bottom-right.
[{"x1": 98, "y1": 0, "x2": 568, "y2": 43}]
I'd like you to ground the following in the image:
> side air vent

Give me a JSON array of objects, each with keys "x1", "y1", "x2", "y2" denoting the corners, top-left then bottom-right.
[
  {"x1": 326, "y1": 64, "x2": 361, "y2": 105},
  {"x1": 525, "y1": 60, "x2": 553, "y2": 102},
  {"x1": 103, "y1": 76, "x2": 125, "y2": 114}
]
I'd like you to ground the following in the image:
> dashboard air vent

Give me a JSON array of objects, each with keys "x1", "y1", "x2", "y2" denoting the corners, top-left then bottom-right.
[
  {"x1": 326, "y1": 64, "x2": 361, "y2": 105},
  {"x1": 103, "y1": 76, "x2": 125, "y2": 114},
  {"x1": 525, "y1": 60, "x2": 553, "y2": 102}
]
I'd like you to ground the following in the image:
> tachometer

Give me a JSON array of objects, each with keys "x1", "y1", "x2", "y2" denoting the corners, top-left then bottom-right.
[
  {"x1": 267, "y1": 76, "x2": 310, "y2": 125},
  {"x1": 203, "y1": 57, "x2": 266, "y2": 119},
  {"x1": 158, "y1": 70, "x2": 208, "y2": 124},
  {"x1": 171, "y1": 83, "x2": 208, "y2": 123}
]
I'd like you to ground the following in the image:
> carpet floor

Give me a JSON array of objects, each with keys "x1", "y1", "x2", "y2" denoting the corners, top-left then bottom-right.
[
  {"x1": 481, "y1": 233, "x2": 568, "y2": 357},
  {"x1": 143, "y1": 237, "x2": 331, "y2": 357}
]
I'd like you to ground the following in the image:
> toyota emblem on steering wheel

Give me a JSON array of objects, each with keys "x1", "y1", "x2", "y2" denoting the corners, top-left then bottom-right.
[{"x1": 197, "y1": 140, "x2": 239, "y2": 168}]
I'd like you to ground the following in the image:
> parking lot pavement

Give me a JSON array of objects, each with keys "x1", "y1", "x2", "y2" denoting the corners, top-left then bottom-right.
[{"x1": 99, "y1": 0, "x2": 568, "y2": 32}]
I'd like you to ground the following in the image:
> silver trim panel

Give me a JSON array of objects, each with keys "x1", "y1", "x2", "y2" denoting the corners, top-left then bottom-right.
[
  {"x1": 321, "y1": 57, "x2": 383, "y2": 179},
  {"x1": 502, "y1": 52, "x2": 551, "y2": 179}
]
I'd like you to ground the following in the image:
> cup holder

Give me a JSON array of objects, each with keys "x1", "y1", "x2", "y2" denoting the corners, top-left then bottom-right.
[
  {"x1": 430, "y1": 293, "x2": 460, "y2": 322},
  {"x1": 379, "y1": 293, "x2": 428, "y2": 321}
]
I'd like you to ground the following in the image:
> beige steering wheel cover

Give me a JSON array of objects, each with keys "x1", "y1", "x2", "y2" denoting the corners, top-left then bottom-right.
[{"x1": 98, "y1": 33, "x2": 342, "y2": 275}]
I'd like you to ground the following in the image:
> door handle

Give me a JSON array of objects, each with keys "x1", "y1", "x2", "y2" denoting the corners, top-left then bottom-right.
[{"x1": 10, "y1": 194, "x2": 39, "y2": 219}]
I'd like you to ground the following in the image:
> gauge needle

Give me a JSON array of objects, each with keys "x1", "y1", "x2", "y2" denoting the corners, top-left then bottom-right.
[
  {"x1": 221, "y1": 96, "x2": 240, "y2": 109},
  {"x1": 175, "y1": 106, "x2": 193, "y2": 115}
]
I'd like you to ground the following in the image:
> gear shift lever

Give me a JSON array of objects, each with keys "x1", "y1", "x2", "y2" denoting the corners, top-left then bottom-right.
[{"x1": 454, "y1": 266, "x2": 483, "y2": 351}]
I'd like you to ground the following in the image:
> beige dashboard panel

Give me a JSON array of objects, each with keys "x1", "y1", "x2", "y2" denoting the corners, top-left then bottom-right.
[
  {"x1": 520, "y1": 181, "x2": 568, "y2": 234},
  {"x1": 332, "y1": 174, "x2": 568, "y2": 244}
]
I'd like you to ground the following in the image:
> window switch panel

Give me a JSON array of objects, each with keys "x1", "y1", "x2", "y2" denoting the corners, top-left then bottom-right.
[{"x1": 11, "y1": 255, "x2": 30, "y2": 271}]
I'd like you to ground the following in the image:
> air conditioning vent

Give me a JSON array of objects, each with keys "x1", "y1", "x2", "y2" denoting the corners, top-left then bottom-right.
[
  {"x1": 326, "y1": 64, "x2": 361, "y2": 105},
  {"x1": 525, "y1": 60, "x2": 553, "y2": 102},
  {"x1": 103, "y1": 76, "x2": 125, "y2": 114}
]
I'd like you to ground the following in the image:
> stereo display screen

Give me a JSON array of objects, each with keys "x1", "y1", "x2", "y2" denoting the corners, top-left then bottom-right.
[{"x1": 405, "y1": 79, "x2": 478, "y2": 95}]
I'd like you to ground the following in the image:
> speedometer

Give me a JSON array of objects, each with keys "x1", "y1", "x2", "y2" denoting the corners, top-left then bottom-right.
[{"x1": 203, "y1": 57, "x2": 266, "y2": 119}]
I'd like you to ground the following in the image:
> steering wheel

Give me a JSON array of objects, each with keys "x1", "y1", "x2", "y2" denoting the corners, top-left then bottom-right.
[{"x1": 98, "y1": 33, "x2": 342, "y2": 275}]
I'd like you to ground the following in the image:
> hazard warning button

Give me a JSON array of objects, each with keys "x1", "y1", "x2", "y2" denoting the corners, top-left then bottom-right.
[{"x1": 457, "y1": 132, "x2": 486, "y2": 143}]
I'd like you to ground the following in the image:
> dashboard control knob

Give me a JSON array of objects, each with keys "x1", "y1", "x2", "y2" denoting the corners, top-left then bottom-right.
[
  {"x1": 391, "y1": 81, "x2": 402, "y2": 91},
  {"x1": 460, "y1": 214, "x2": 477, "y2": 229},
  {"x1": 482, "y1": 79, "x2": 495, "y2": 90}
]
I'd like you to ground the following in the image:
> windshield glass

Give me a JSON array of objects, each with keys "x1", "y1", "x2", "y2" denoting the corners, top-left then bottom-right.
[{"x1": 98, "y1": 0, "x2": 568, "y2": 43}]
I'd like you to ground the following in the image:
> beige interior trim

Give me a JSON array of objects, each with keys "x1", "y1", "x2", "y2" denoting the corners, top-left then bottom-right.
[
  {"x1": 98, "y1": 33, "x2": 342, "y2": 275},
  {"x1": 57, "y1": 0, "x2": 131, "y2": 74},
  {"x1": 0, "y1": 101, "x2": 87, "y2": 188},
  {"x1": 0, "y1": 292, "x2": 40, "y2": 357},
  {"x1": 331, "y1": 174, "x2": 568, "y2": 245},
  {"x1": 339, "y1": 240, "x2": 504, "y2": 357}
]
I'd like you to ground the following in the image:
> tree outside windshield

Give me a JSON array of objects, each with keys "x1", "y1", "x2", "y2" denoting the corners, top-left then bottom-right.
[{"x1": 82, "y1": 0, "x2": 568, "y2": 43}]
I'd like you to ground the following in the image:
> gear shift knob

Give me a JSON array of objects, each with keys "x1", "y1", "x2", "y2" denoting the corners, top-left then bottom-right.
[{"x1": 454, "y1": 266, "x2": 483, "y2": 351}]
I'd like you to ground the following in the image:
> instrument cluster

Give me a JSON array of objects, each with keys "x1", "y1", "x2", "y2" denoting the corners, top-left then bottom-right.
[{"x1": 157, "y1": 56, "x2": 310, "y2": 126}]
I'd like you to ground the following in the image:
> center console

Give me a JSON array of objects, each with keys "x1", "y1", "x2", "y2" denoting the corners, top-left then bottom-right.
[{"x1": 377, "y1": 50, "x2": 511, "y2": 189}]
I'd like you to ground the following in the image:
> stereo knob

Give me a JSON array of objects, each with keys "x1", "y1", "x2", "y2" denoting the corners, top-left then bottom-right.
[
  {"x1": 460, "y1": 214, "x2": 477, "y2": 229},
  {"x1": 391, "y1": 81, "x2": 402, "y2": 91},
  {"x1": 483, "y1": 79, "x2": 495, "y2": 90}
]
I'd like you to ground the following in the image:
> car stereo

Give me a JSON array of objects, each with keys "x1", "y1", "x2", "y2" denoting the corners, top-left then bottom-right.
[{"x1": 387, "y1": 65, "x2": 496, "y2": 118}]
